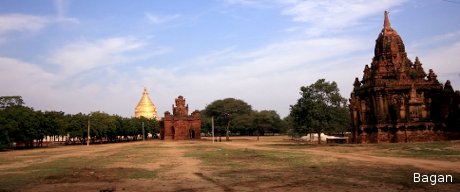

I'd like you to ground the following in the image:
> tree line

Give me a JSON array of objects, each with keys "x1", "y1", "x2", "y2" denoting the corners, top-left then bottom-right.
[
  {"x1": 0, "y1": 96, "x2": 158, "y2": 148},
  {"x1": 201, "y1": 98, "x2": 287, "y2": 140},
  {"x1": 1, "y1": 78, "x2": 351, "y2": 147},
  {"x1": 200, "y1": 79, "x2": 351, "y2": 143}
]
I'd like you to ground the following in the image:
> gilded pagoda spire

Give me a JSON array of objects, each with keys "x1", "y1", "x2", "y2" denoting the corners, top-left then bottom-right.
[{"x1": 135, "y1": 87, "x2": 160, "y2": 120}]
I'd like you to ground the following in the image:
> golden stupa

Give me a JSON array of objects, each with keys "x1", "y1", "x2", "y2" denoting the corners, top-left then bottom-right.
[{"x1": 135, "y1": 87, "x2": 161, "y2": 120}]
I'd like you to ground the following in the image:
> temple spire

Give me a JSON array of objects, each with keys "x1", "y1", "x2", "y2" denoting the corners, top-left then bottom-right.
[
  {"x1": 384, "y1": 10, "x2": 392, "y2": 30},
  {"x1": 374, "y1": 10, "x2": 404, "y2": 60}
]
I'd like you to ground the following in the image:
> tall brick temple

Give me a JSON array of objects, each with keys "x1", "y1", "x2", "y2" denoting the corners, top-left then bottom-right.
[
  {"x1": 159, "y1": 96, "x2": 202, "y2": 140},
  {"x1": 349, "y1": 11, "x2": 460, "y2": 143}
]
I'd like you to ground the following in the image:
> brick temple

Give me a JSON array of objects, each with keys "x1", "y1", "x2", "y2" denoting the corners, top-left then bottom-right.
[
  {"x1": 159, "y1": 96, "x2": 202, "y2": 140},
  {"x1": 349, "y1": 11, "x2": 460, "y2": 143}
]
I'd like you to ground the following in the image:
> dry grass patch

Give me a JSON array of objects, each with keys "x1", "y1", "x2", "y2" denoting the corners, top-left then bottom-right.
[
  {"x1": 263, "y1": 140, "x2": 460, "y2": 162},
  {"x1": 1, "y1": 138, "x2": 460, "y2": 191},
  {"x1": 185, "y1": 144, "x2": 460, "y2": 191},
  {"x1": 0, "y1": 143, "x2": 168, "y2": 191}
]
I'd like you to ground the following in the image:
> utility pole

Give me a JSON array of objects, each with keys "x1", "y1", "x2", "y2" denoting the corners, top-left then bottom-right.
[
  {"x1": 142, "y1": 122, "x2": 145, "y2": 141},
  {"x1": 87, "y1": 117, "x2": 90, "y2": 146},
  {"x1": 212, "y1": 116, "x2": 214, "y2": 143}
]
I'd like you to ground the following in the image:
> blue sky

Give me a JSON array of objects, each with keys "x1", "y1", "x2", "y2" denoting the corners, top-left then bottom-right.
[{"x1": 1, "y1": 0, "x2": 460, "y2": 118}]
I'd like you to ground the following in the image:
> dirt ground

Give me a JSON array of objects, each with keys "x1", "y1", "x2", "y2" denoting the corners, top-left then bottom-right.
[{"x1": 1, "y1": 136, "x2": 459, "y2": 192}]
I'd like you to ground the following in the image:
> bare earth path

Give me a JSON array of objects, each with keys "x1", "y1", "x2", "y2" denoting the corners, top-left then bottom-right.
[
  {"x1": 221, "y1": 140, "x2": 460, "y2": 173},
  {"x1": 152, "y1": 142, "x2": 232, "y2": 192}
]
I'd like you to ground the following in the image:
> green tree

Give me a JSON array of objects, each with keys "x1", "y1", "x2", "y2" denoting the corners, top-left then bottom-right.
[
  {"x1": 0, "y1": 96, "x2": 27, "y2": 147},
  {"x1": 41, "y1": 111, "x2": 66, "y2": 145},
  {"x1": 138, "y1": 116, "x2": 158, "y2": 140},
  {"x1": 121, "y1": 117, "x2": 142, "y2": 141},
  {"x1": 0, "y1": 117, "x2": 17, "y2": 148},
  {"x1": 283, "y1": 115, "x2": 298, "y2": 139},
  {"x1": 0, "y1": 96, "x2": 24, "y2": 110},
  {"x1": 5, "y1": 106, "x2": 41, "y2": 147},
  {"x1": 200, "y1": 115, "x2": 212, "y2": 134},
  {"x1": 113, "y1": 115, "x2": 122, "y2": 141},
  {"x1": 89, "y1": 111, "x2": 116, "y2": 143},
  {"x1": 203, "y1": 98, "x2": 252, "y2": 141},
  {"x1": 231, "y1": 113, "x2": 253, "y2": 135},
  {"x1": 329, "y1": 103, "x2": 350, "y2": 134},
  {"x1": 289, "y1": 79, "x2": 350, "y2": 144},
  {"x1": 147, "y1": 117, "x2": 159, "y2": 138},
  {"x1": 66, "y1": 113, "x2": 88, "y2": 144},
  {"x1": 114, "y1": 116, "x2": 130, "y2": 141},
  {"x1": 252, "y1": 110, "x2": 285, "y2": 138}
]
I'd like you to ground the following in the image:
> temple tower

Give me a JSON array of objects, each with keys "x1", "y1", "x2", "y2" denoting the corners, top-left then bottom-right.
[
  {"x1": 349, "y1": 11, "x2": 460, "y2": 143},
  {"x1": 135, "y1": 87, "x2": 160, "y2": 120}
]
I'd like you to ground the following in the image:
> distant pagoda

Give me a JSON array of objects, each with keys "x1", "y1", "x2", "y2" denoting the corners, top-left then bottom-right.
[
  {"x1": 349, "y1": 11, "x2": 460, "y2": 143},
  {"x1": 135, "y1": 87, "x2": 160, "y2": 120}
]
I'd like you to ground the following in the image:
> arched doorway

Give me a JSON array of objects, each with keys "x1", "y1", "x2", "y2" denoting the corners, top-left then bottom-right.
[
  {"x1": 190, "y1": 128, "x2": 195, "y2": 139},
  {"x1": 389, "y1": 105, "x2": 398, "y2": 124}
]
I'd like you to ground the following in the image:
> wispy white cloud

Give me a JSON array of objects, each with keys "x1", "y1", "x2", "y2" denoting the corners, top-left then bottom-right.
[
  {"x1": 225, "y1": 38, "x2": 366, "y2": 84},
  {"x1": 0, "y1": 56, "x2": 145, "y2": 115},
  {"x1": 408, "y1": 32, "x2": 460, "y2": 87},
  {"x1": 410, "y1": 30, "x2": 460, "y2": 49},
  {"x1": 0, "y1": 34, "x2": 175, "y2": 116},
  {"x1": 54, "y1": 0, "x2": 78, "y2": 22},
  {"x1": 0, "y1": 57, "x2": 56, "y2": 87},
  {"x1": 3, "y1": 0, "x2": 457, "y2": 119},
  {"x1": 54, "y1": 0, "x2": 68, "y2": 18},
  {"x1": 226, "y1": 0, "x2": 408, "y2": 36},
  {"x1": 410, "y1": 40, "x2": 460, "y2": 90},
  {"x1": 225, "y1": 0, "x2": 271, "y2": 8},
  {"x1": 134, "y1": 37, "x2": 370, "y2": 117},
  {"x1": 413, "y1": 41, "x2": 460, "y2": 73},
  {"x1": 146, "y1": 13, "x2": 180, "y2": 24},
  {"x1": 0, "y1": 57, "x2": 59, "y2": 108},
  {"x1": 0, "y1": 12, "x2": 77, "y2": 43},
  {"x1": 0, "y1": 1, "x2": 77, "y2": 39},
  {"x1": 225, "y1": 0, "x2": 299, "y2": 8},
  {"x1": 281, "y1": 0, "x2": 409, "y2": 35},
  {"x1": 0, "y1": 14, "x2": 51, "y2": 35},
  {"x1": 283, "y1": 26, "x2": 301, "y2": 32},
  {"x1": 47, "y1": 37, "x2": 145, "y2": 77},
  {"x1": 0, "y1": 33, "x2": 371, "y2": 117},
  {"x1": 193, "y1": 46, "x2": 237, "y2": 67}
]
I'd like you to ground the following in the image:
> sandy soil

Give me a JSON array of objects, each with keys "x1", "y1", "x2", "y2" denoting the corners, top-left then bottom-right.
[
  {"x1": 6, "y1": 141, "x2": 233, "y2": 192},
  {"x1": 1, "y1": 137, "x2": 459, "y2": 192},
  {"x1": 219, "y1": 141, "x2": 460, "y2": 173}
]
